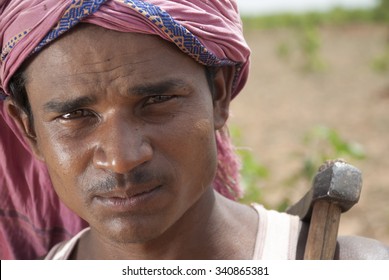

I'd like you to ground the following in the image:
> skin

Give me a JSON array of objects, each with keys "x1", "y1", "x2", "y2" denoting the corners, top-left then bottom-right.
[
  {"x1": 6, "y1": 24, "x2": 257, "y2": 259},
  {"x1": 6, "y1": 24, "x2": 389, "y2": 260}
]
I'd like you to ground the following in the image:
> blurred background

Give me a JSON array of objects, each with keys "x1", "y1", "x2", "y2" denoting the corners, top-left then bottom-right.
[{"x1": 231, "y1": 0, "x2": 389, "y2": 243}]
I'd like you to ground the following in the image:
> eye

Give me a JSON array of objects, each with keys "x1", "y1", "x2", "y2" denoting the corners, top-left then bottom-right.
[
  {"x1": 60, "y1": 109, "x2": 94, "y2": 120},
  {"x1": 144, "y1": 95, "x2": 176, "y2": 105}
]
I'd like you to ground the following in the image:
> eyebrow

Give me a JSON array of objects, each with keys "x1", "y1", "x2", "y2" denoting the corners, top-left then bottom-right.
[
  {"x1": 43, "y1": 96, "x2": 97, "y2": 114},
  {"x1": 42, "y1": 79, "x2": 190, "y2": 113}
]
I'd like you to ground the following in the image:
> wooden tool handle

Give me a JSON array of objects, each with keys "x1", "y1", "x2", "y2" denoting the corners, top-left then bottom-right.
[{"x1": 304, "y1": 200, "x2": 342, "y2": 260}]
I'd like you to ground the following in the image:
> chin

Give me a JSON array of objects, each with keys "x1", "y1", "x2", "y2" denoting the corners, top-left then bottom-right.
[{"x1": 92, "y1": 210, "x2": 176, "y2": 244}]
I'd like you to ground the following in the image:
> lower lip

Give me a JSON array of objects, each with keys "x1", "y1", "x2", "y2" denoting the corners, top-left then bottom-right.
[{"x1": 94, "y1": 185, "x2": 162, "y2": 211}]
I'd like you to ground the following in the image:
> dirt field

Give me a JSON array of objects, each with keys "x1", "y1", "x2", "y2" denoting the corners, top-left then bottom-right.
[{"x1": 229, "y1": 23, "x2": 389, "y2": 244}]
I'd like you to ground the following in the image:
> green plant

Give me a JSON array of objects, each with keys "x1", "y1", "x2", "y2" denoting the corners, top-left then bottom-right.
[
  {"x1": 241, "y1": 8, "x2": 379, "y2": 31},
  {"x1": 230, "y1": 125, "x2": 365, "y2": 211},
  {"x1": 229, "y1": 126, "x2": 269, "y2": 205},
  {"x1": 371, "y1": 0, "x2": 389, "y2": 73},
  {"x1": 273, "y1": 126, "x2": 366, "y2": 212},
  {"x1": 290, "y1": 125, "x2": 366, "y2": 183},
  {"x1": 276, "y1": 42, "x2": 291, "y2": 61},
  {"x1": 299, "y1": 25, "x2": 327, "y2": 72},
  {"x1": 372, "y1": 46, "x2": 389, "y2": 73},
  {"x1": 375, "y1": 0, "x2": 389, "y2": 23}
]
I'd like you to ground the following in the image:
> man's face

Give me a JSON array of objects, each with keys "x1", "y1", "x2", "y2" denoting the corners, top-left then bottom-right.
[{"x1": 17, "y1": 25, "x2": 229, "y2": 244}]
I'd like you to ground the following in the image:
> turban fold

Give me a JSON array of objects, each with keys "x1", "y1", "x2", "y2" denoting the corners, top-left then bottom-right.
[
  {"x1": 0, "y1": 0, "x2": 250, "y2": 97},
  {"x1": 0, "y1": 0, "x2": 250, "y2": 259}
]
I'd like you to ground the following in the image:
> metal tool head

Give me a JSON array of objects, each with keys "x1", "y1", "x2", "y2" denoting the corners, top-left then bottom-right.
[
  {"x1": 286, "y1": 159, "x2": 363, "y2": 220},
  {"x1": 312, "y1": 159, "x2": 362, "y2": 212}
]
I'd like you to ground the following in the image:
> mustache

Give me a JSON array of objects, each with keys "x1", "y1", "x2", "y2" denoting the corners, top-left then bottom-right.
[{"x1": 83, "y1": 167, "x2": 163, "y2": 195}]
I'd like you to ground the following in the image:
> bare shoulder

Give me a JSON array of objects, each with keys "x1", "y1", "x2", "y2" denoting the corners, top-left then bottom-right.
[{"x1": 335, "y1": 236, "x2": 389, "y2": 260}]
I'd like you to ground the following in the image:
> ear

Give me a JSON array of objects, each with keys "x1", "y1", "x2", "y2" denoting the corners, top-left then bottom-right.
[
  {"x1": 212, "y1": 66, "x2": 235, "y2": 130},
  {"x1": 5, "y1": 99, "x2": 44, "y2": 161}
]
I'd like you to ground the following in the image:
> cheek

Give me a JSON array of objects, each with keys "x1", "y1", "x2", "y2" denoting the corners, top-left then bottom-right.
[
  {"x1": 193, "y1": 119, "x2": 218, "y2": 175},
  {"x1": 163, "y1": 116, "x2": 218, "y2": 184},
  {"x1": 192, "y1": 119, "x2": 217, "y2": 160},
  {"x1": 35, "y1": 125, "x2": 91, "y2": 205},
  {"x1": 35, "y1": 120, "x2": 92, "y2": 169},
  {"x1": 38, "y1": 134, "x2": 87, "y2": 172},
  {"x1": 155, "y1": 95, "x2": 218, "y2": 181}
]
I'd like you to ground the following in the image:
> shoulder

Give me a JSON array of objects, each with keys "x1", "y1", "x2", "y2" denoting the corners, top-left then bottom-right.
[{"x1": 335, "y1": 235, "x2": 389, "y2": 260}]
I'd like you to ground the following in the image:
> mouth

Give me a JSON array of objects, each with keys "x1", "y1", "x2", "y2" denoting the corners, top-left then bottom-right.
[{"x1": 93, "y1": 184, "x2": 163, "y2": 211}]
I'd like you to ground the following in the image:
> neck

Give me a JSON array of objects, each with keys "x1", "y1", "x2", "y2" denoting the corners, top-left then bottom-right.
[{"x1": 76, "y1": 188, "x2": 258, "y2": 259}]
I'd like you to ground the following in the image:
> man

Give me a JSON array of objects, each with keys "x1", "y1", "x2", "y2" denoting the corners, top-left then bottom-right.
[{"x1": 0, "y1": 0, "x2": 388, "y2": 260}]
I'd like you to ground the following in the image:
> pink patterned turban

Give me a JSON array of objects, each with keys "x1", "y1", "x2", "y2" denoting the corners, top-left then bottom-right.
[
  {"x1": 0, "y1": 0, "x2": 250, "y2": 259},
  {"x1": 0, "y1": 0, "x2": 250, "y2": 97}
]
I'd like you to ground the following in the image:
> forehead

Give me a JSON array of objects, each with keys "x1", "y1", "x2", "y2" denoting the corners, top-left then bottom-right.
[{"x1": 24, "y1": 24, "x2": 204, "y2": 95}]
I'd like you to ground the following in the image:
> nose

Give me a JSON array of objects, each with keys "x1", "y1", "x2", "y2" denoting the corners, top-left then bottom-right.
[{"x1": 93, "y1": 115, "x2": 153, "y2": 174}]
